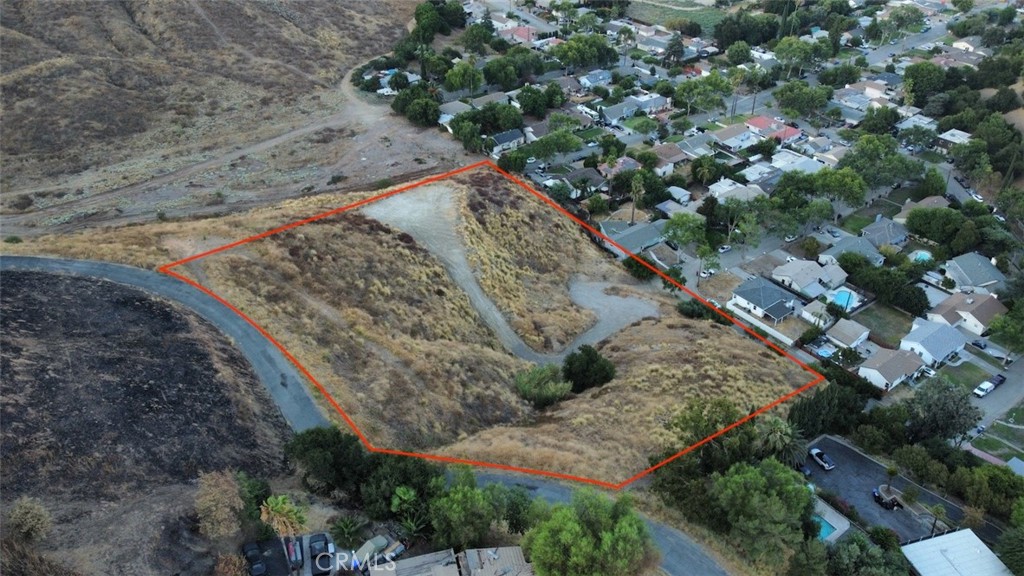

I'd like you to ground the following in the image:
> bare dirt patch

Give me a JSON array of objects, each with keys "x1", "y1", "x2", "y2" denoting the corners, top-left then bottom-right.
[{"x1": 0, "y1": 270, "x2": 292, "y2": 576}]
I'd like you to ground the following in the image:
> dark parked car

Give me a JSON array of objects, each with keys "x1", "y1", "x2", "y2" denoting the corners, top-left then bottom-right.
[
  {"x1": 872, "y1": 489, "x2": 904, "y2": 510},
  {"x1": 809, "y1": 448, "x2": 835, "y2": 471},
  {"x1": 992, "y1": 374, "x2": 1007, "y2": 386},
  {"x1": 308, "y1": 534, "x2": 334, "y2": 576},
  {"x1": 972, "y1": 339, "x2": 987, "y2": 349},
  {"x1": 243, "y1": 543, "x2": 268, "y2": 576}
]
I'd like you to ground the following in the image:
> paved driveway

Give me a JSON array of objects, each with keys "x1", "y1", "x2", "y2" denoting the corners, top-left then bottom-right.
[{"x1": 809, "y1": 437, "x2": 1004, "y2": 545}]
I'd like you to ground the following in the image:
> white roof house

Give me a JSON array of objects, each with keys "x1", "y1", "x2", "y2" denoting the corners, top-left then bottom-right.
[
  {"x1": 708, "y1": 178, "x2": 766, "y2": 202},
  {"x1": 800, "y1": 299, "x2": 833, "y2": 328},
  {"x1": 772, "y1": 259, "x2": 847, "y2": 298},
  {"x1": 858, "y1": 348, "x2": 924, "y2": 391},
  {"x1": 901, "y1": 530, "x2": 1012, "y2": 576},
  {"x1": 900, "y1": 318, "x2": 967, "y2": 366},
  {"x1": 826, "y1": 318, "x2": 870, "y2": 349}
]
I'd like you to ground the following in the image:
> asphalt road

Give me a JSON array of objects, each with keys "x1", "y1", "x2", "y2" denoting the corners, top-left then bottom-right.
[
  {"x1": 811, "y1": 436, "x2": 1004, "y2": 545},
  {"x1": 0, "y1": 255, "x2": 729, "y2": 576}
]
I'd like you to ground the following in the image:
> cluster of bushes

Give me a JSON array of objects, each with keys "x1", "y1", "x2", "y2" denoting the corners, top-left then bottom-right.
[
  {"x1": 676, "y1": 298, "x2": 731, "y2": 325},
  {"x1": 836, "y1": 252, "x2": 930, "y2": 317}
]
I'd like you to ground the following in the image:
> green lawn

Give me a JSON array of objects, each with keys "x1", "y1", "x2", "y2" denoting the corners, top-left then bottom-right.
[
  {"x1": 841, "y1": 214, "x2": 874, "y2": 234},
  {"x1": 576, "y1": 127, "x2": 605, "y2": 140},
  {"x1": 936, "y1": 362, "x2": 991, "y2": 392},
  {"x1": 1004, "y1": 401, "x2": 1024, "y2": 425},
  {"x1": 622, "y1": 117, "x2": 652, "y2": 131},
  {"x1": 720, "y1": 114, "x2": 751, "y2": 124},
  {"x1": 665, "y1": 134, "x2": 685, "y2": 143},
  {"x1": 626, "y1": 3, "x2": 726, "y2": 34},
  {"x1": 969, "y1": 346, "x2": 1006, "y2": 370},
  {"x1": 854, "y1": 304, "x2": 914, "y2": 348},
  {"x1": 971, "y1": 434, "x2": 1024, "y2": 462}
]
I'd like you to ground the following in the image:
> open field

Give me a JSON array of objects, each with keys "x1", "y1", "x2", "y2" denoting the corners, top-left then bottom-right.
[
  {"x1": 973, "y1": 421, "x2": 1024, "y2": 462},
  {"x1": 0, "y1": 271, "x2": 292, "y2": 576},
  {"x1": 442, "y1": 317, "x2": 808, "y2": 484},
  {"x1": 627, "y1": 2, "x2": 727, "y2": 33},
  {"x1": 936, "y1": 362, "x2": 990, "y2": 391},
  {"x1": 2, "y1": 167, "x2": 813, "y2": 483}
]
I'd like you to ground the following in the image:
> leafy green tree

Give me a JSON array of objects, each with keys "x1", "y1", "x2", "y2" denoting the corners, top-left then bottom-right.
[
  {"x1": 330, "y1": 514, "x2": 368, "y2": 549},
  {"x1": 360, "y1": 455, "x2": 445, "y2": 520},
  {"x1": 908, "y1": 377, "x2": 982, "y2": 445},
  {"x1": 990, "y1": 306, "x2": 1024, "y2": 354},
  {"x1": 430, "y1": 485, "x2": 496, "y2": 550},
  {"x1": 550, "y1": 33, "x2": 618, "y2": 68},
  {"x1": 711, "y1": 459, "x2": 815, "y2": 568},
  {"x1": 861, "y1": 106, "x2": 901, "y2": 135},
  {"x1": 522, "y1": 489, "x2": 651, "y2": 576},
  {"x1": 773, "y1": 81, "x2": 832, "y2": 117},
  {"x1": 260, "y1": 495, "x2": 306, "y2": 537},
  {"x1": 818, "y1": 64, "x2": 861, "y2": 88},
  {"x1": 815, "y1": 167, "x2": 867, "y2": 207},
  {"x1": 562, "y1": 345, "x2": 616, "y2": 393},
  {"x1": 997, "y1": 525, "x2": 1024, "y2": 574},
  {"x1": 674, "y1": 72, "x2": 732, "y2": 115},
  {"x1": 405, "y1": 98, "x2": 441, "y2": 126},
  {"x1": 286, "y1": 427, "x2": 373, "y2": 501},
  {"x1": 517, "y1": 85, "x2": 549, "y2": 118},
  {"x1": 904, "y1": 62, "x2": 947, "y2": 105},
  {"x1": 515, "y1": 364, "x2": 571, "y2": 409},
  {"x1": 586, "y1": 194, "x2": 609, "y2": 215},
  {"x1": 838, "y1": 134, "x2": 923, "y2": 189},
  {"x1": 828, "y1": 531, "x2": 908, "y2": 575},
  {"x1": 727, "y1": 40, "x2": 752, "y2": 65},
  {"x1": 952, "y1": 0, "x2": 973, "y2": 13},
  {"x1": 775, "y1": 36, "x2": 814, "y2": 78},
  {"x1": 664, "y1": 212, "x2": 707, "y2": 249},
  {"x1": 461, "y1": 23, "x2": 493, "y2": 54},
  {"x1": 788, "y1": 540, "x2": 828, "y2": 576},
  {"x1": 444, "y1": 60, "x2": 484, "y2": 93}
]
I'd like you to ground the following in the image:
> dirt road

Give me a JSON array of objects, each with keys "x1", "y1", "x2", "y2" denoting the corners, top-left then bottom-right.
[{"x1": 361, "y1": 184, "x2": 660, "y2": 363}]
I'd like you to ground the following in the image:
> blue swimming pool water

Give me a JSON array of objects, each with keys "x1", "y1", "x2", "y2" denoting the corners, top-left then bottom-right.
[
  {"x1": 814, "y1": 514, "x2": 837, "y2": 540},
  {"x1": 818, "y1": 349, "x2": 834, "y2": 358},
  {"x1": 832, "y1": 290, "x2": 854, "y2": 309},
  {"x1": 911, "y1": 250, "x2": 933, "y2": 262}
]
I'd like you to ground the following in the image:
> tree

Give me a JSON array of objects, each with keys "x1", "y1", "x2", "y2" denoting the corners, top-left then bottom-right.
[
  {"x1": 405, "y1": 98, "x2": 441, "y2": 126},
  {"x1": 828, "y1": 531, "x2": 908, "y2": 575},
  {"x1": 562, "y1": 345, "x2": 615, "y2": 393},
  {"x1": 587, "y1": 194, "x2": 609, "y2": 215},
  {"x1": 838, "y1": 134, "x2": 923, "y2": 189},
  {"x1": 674, "y1": 72, "x2": 732, "y2": 116},
  {"x1": 904, "y1": 62, "x2": 946, "y2": 104},
  {"x1": 196, "y1": 470, "x2": 244, "y2": 539},
  {"x1": 997, "y1": 525, "x2": 1024, "y2": 575},
  {"x1": 990, "y1": 306, "x2": 1024, "y2": 354},
  {"x1": 461, "y1": 23, "x2": 493, "y2": 54},
  {"x1": 861, "y1": 106, "x2": 901, "y2": 135},
  {"x1": 727, "y1": 40, "x2": 752, "y2": 65},
  {"x1": 330, "y1": 514, "x2": 368, "y2": 549},
  {"x1": 815, "y1": 167, "x2": 868, "y2": 207},
  {"x1": 430, "y1": 485, "x2": 496, "y2": 550},
  {"x1": 952, "y1": 0, "x2": 973, "y2": 13},
  {"x1": 711, "y1": 459, "x2": 814, "y2": 568},
  {"x1": 517, "y1": 85, "x2": 549, "y2": 118},
  {"x1": 629, "y1": 173, "x2": 645, "y2": 224},
  {"x1": 900, "y1": 126, "x2": 937, "y2": 154},
  {"x1": 260, "y1": 495, "x2": 306, "y2": 538},
  {"x1": 756, "y1": 416, "x2": 807, "y2": 467},
  {"x1": 286, "y1": 427, "x2": 372, "y2": 501},
  {"x1": 5, "y1": 497, "x2": 51, "y2": 543},
  {"x1": 444, "y1": 61, "x2": 483, "y2": 93},
  {"x1": 775, "y1": 36, "x2": 814, "y2": 78},
  {"x1": 661, "y1": 267, "x2": 686, "y2": 293},
  {"x1": 773, "y1": 81, "x2": 832, "y2": 117},
  {"x1": 818, "y1": 64, "x2": 861, "y2": 88},
  {"x1": 663, "y1": 212, "x2": 706, "y2": 249},
  {"x1": 908, "y1": 377, "x2": 982, "y2": 445},
  {"x1": 515, "y1": 364, "x2": 571, "y2": 409},
  {"x1": 987, "y1": 86, "x2": 1021, "y2": 113},
  {"x1": 522, "y1": 489, "x2": 651, "y2": 576},
  {"x1": 696, "y1": 244, "x2": 720, "y2": 284},
  {"x1": 788, "y1": 540, "x2": 829, "y2": 576},
  {"x1": 629, "y1": 117, "x2": 658, "y2": 138},
  {"x1": 550, "y1": 33, "x2": 618, "y2": 68}
]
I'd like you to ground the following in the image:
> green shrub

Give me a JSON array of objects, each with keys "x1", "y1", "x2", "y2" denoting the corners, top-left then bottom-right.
[
  {"x1": 514, "y1": 364, "x2": 571, "y2": 409},
  {"x1": 3, "y1": 236, "x2": 22, "y2": 244},
  {"x1": 868, "y1": 526, "x2": 901, "y2": 551},
  {"x1": 562, "y1": 345, "x2": 616, "y2": 393},
  {"x1": 623, "y1": 255, "x2": 657, "y2": 280},
  {"x1": 676, "y1": 299, "x2": 731, "y2": 325}
]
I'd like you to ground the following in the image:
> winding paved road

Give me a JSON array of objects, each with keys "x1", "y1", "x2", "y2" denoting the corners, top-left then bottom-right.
[{"x1": 0, "y1": 255, "x2": 728, "y2": 575}]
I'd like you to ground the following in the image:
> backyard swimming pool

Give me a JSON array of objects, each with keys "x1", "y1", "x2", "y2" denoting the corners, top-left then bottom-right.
[
  {"x1": 830, "y1": 288, "x2": 860, "y2": 311},
  {"x1": 813, "y1": 514, "x2": 837, "y2": 541},
  {"x1": 910, "y1": 249, "x2": 933, "y2": 263}
]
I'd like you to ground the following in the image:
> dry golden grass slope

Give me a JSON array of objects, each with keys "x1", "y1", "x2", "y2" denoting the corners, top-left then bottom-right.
[
  {"x1": 454, "y1": 170, "x2": 631, "y2": 352},
  {"x1": 441, "y1": 317, "x2": 809, "y2": 484},
  {"x1": 0, "y1": 0, "x2": 415, "y2": 194}
]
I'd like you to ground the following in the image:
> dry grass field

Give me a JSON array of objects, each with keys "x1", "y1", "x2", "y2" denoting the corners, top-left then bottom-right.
[
  {"x1": 442, "y1": 317, "x2": 809, "y2": 484},
  {"x1": 454, "y1": 170, "x2": 634, "y2": 351},
  {"x1": 3, "y1": 172, "x2": 811, "y2": 483}
]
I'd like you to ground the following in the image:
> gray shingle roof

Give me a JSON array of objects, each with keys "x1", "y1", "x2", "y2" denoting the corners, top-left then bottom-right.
[
  {"x1": 822, "y1": 237, "x2": 884, "y2": 266},
  {"x1": 946, "y1": 252, "x2": 1006, "y2": 289},
  {"x1": 491, "y1": 128, "x2": 525, "y2": 145},
  {"x1": 902, "y1": 319, "x2": 967, "y2": 361},
  {"x1": 734, "y1": 277, "x2": 798, "y2": 320},
  {"x1": 861, "y1": 217, "x2": 908, "y2": 248},
  {"x1": 859, "y1": 348, "x2": 923, "y2": 385}
]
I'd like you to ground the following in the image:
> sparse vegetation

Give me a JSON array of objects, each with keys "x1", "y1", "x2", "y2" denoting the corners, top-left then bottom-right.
[
  {"x1": 515, "y1": 364, "x2": 571, "y2": 409},
  {"x1": 4, "y1": 497, "x2": 52, "y2": 543},
  {"x1": 195, "y1": 470, "x2": 244, "y2": 539}
]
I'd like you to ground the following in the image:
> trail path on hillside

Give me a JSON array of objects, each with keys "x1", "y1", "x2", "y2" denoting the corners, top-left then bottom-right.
[
  {"x1": 361, "y1": 184, "x2": 660, "y2": 364},
  {"x1": 0, "y1": 255, "x2": 725, "y2": 576}
]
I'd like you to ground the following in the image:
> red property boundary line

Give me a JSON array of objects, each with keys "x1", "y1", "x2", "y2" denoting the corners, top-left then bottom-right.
[{"x1": 160, "y1": 160, "x2": 825, "y2": 490}]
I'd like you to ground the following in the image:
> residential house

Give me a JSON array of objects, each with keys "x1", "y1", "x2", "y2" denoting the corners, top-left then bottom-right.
[
  {"x1": 894, "y1": 195, "x2": 949, "y2": 224},
  {"x1": 367, "y1": 548, "x2": 459, "y2": 576},
  {"x1": 489, "y1": 128, "x2": 526, "y2": 157},
  {"x1": 834, "y1": 88, "x2": 873, "y2": 112},
  {"x1": 667, "y1": 185, "x2": 692, "y2": 204},
  {"x1": 771, "y1": 149, "x2": 825, "y2": 174},
  {"x1": 604, "y1": 20, "x2": 635, "y2": 37},
  {"x1": 564, "y1": 167, "x2": 607, "y2": 194},
  {"x1": 471, "y1": 92, "x2": 510, "y2": 108},
  {"x1": 738, "y1": 162, "x2": 783, "y2": 190},
  {"x1": 458, "y1": 546, "x2": 534, "y2": 576},
  {"x1": 597, "y1": 219, "x2": 668, "y2": 259},
  {"x1": 937, "y1": 128, "x2": 972, "y2": 152},
  {"x1": 712, "y1": 123, "x2": 762, "y2": 152},
  {"x1": 895, "y1": 114, "x2": 938, "y2": 133},
  {"x1": 800, "y1": 136, "x2": 833, "y2": 156},
  {"x1": 637, "y1": 35, "x2": 670, "y2": 55},
  {"x1": 499, "y1": 26, "x2": 538, "y2": 45},
  {"x1": 597, "y1": 156, "x2": 642, "y2": 179},
  {"x1": 531, "y1": 36, "x2": 565, "y2": 52},
  {"x1": 550, "y1": 76, "x2": 583, "y2": 96},
  {"x1": 815, "y1": 145, "x2": 850, "y2": 168},
  {"x1": 927, "y1": 292, "x2": 1008, "y2": 336},
  {"x1": 901, "y1": 529, "x2": 1013, "y2": 576},
  {"x1": 630, "y1": 93, "x2": 672, "y2": 114},
  {"x1": 729, "y1": 277, "x2": 799, "y2": 325},
  {"x1": 826, "y1": 101, "x2": 867, "y2": 127},
  {"x1": 490, "y1": 13, "x2": 516, "y2": 31},
  {"x1": 819, "y1": 237, "x2": 885, "y2": 267},
  {"x1": 846, "y1": 80, "x2": 889, "y2": 100},
  {"x1": 579, "y1": 70, "x2": 613, "y2": 89},
  {"x1": 438, "y1": 100, "x2": 473, "y2": 132},
  {"x1": 676, "y1": 132, "x2": 716, "y2": 160},
  {"x1": 750, "y1": 47, "x2": 776, "y2": 61},
  {"x1": 857, "y1": 348, "x2": 924, "y2": 391},
  {"x1": 900, "y1": 318, "x2": 967, "y2": 366},
  {"x1": 708, "y1": 178, "x2": 766, "y2": 202},
  {"x1": 600, "y1": 100, "x2": 639, "y2": 125},
  {"x1": 746, "y1": 116, "x2": 803, "y2": 143},
  {"x1": 652, "y1": 143, "x2": 687, "y2": 177},
  {"x1": 654, "y1": 199, "x2": 688, "y2": 217},
  {"x1": 870, "y1": 72, "x2": 903, "y2": 89},
  {"x1": 944, "y1": 252, "x2": 1007, "y2": 296},
  {"x1": 860, "y1": 216, "x2": 908, "y2": 250},
  {"x1": 772, "y1": 259, "x2": 848, "y2": 298},
  {"x1": 952, "y1": 36, "x2": 984, "y2": 53},
  {"x1": 801, "y1": 299, "x2": 833, "y2": 328},
  {"x1": 827, "y1": 318, "x2": 870, "y2": 349}
]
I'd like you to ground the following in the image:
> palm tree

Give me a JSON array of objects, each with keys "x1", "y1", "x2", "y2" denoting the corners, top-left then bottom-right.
[
  {"x1": 927, "y1": 503, "x2": 949, "y2": 536},
  {"x1": 692, "y1": 157, "x2": 717, "y2": 186},
  {"x1": 629, "y1": 173, "x2": 645, "y2": 225},
  {"x1": 756, "y1": 416, "x2": 807, "y2": 468},
  {"x1": 330, "y1": 514, "x2": 368, "y2": 550},
  {"x1": 261, "y1": 494, "x2": 307, "y2": 574},
  {"x1": 885, "y1": 466, "x2": 898, "y2": 492}
]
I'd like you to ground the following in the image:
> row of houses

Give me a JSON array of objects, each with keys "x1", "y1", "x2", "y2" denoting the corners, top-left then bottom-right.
[{"x1": 368, "y1": 546, "x2": 532, "y2": 576}]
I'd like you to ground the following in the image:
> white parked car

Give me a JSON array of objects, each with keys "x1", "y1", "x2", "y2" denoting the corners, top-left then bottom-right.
[
  {"x1": 919, "y1": 367, "x2": 936, "y2": 378},
  {"x1": 718, "y1": 245, "x2": 732, "y2": 254},
  {"x1": 784, "y1": 234, "x2": 798, "y2": 242},
  {"x1": 526, "y1": 156, "x2": 537, "y2": 164},
  {"x1": 973, "y1": 381, "x2": 996, "y2": 398},
  {"x1": 970, "y1": 192, "x2": 984, "y2": 202}
]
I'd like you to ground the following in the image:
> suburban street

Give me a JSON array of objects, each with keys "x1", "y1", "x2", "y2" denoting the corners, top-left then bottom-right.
[{"x1": 0, "y1": 255, "x2": 729, "y2": 576}]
